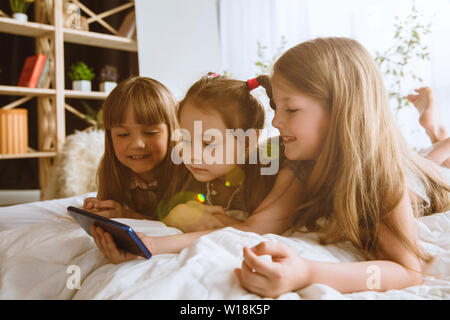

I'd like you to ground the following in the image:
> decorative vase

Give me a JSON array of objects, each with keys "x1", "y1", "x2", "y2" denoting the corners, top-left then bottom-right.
[
  {"x1": 12, "y1": 13, "x2": 28, "y2": 22},
  {"x1": 99, "y1": 81, "x2": 117, "y2": 94},
  {"x1": 0, "y1": 109, "x2": 28, "y2": 154},
  {"x1": 72, "y1": 80, "x2": 91, "y2": 92}
]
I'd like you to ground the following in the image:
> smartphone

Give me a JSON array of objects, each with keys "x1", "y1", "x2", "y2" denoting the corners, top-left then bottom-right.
[{"x1": 67, "y1": 206, "x2": 152, "y2": 259}]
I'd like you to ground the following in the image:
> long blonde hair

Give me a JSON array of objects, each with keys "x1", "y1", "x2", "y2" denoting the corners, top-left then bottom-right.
[
  {"x1": 97, "y1": 77, "x2": 178, "y2": 215},
  {"x1": 262, "y1": 37, "x2": 450, "y2": 261}
]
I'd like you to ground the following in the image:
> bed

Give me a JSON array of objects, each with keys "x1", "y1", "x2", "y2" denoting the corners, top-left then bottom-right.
[{"x1": 0, "y1": 192, "x2": 449, "y2": 300}]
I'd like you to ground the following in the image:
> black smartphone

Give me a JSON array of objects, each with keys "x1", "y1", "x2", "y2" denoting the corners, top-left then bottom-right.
[{"x1": 67, "y1": 206, "x2": 152, "y2": 259}]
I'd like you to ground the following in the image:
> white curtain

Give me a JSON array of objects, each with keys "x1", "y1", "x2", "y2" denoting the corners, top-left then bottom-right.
[{"x1": 219, "y1": 0, "x2": 450, "y2": 149}]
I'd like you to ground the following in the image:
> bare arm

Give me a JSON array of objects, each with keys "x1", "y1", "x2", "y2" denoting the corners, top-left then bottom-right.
[
  {"x1": 144, "y1": 168, "x2": 302, "y2": 255},
  {"x1": 306, "y1": 190, "x2": 422, "y2": 292},
  {"x1": 236, "y1": 190, "x2": 423, "y2": 297}
]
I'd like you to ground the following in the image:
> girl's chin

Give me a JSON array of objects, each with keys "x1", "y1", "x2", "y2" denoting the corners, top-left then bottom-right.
[
  {"x1": 284, "y1": 148, "x2": 301, "y2": 161},
  {"x1": 129, "y1": 164, "x2": 157, "y2": 175},
  {"x1": 285, "y1": 148, "x2": 311, "y2": 161}
]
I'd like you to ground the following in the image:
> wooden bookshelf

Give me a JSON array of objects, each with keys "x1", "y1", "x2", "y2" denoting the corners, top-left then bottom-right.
[
  {"x1": 0, "y1": 16, "x2": 54, "y2": 38},
  {"x1": 0, "y1": 151, "x2": 57, "y2": 160},
  {"x1": 0, "y1": 85, "x2": 56, "y2": 97},
  {"x1": 64, "y1": 28, "x2": 137, "y2": 52},
  {"x1": 0, "y1": 0, "x2": 137, "y2": 195},
  {"x1": 64, "y1": 90, "x2": 108, "y2": 100}
]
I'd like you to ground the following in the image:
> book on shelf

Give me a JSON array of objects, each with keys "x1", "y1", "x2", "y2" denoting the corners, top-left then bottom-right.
[
  {"x1": 37, "y1": 57, "x2": 51, "y2": 88},
  {"x1": 118, "y1": 10, "x2": 136, "y2": 39},
  {"x1": 17, "y1": 54, "x2": 47, "y2": 88}
]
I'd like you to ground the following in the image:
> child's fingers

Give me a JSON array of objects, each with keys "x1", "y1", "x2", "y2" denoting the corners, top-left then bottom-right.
[
  {"x1": 92, "y1": 226, "x2": 106, "y2": 254},
  {"x1": 84, "y1": 201, "x2": 93, "y2": 209},
  {"x1": 240, "y1": 259, "x2": 269, "y2": 288},
  {"x1": 235, "y1": 267, "x2": 267, "y2": 295},
  {"x1": 84, "y1": 197, "x2": 98, "y2": 209},
  {"x1": 104, "y1": 230, "x2": 138, "y2": 263},
  {"x1": 94, "y1": 200, "x2": 118, "y2": 210},
  {"x1": 242, "y1": 246, "x2": 276, "y2": 278},
  {"x1": 234, "y1": 268, "x2": 242, "y2": 282},
  {"x1": 97, "y1": 228, "x2": 111, "y2": 255},
  {"x1": 251, "y1": 241, "x2": 291, "y2": 260},
  {"x1": 406, "y1": 94, "x2": 417, "y2": 102},
  {"x1": 104, "y1": 231, "x2": 122, "y2": 256},
  {"x1": 95, "y1": 209, "x2": 116, "y2": 218},
  {"x1": 204, "y1": 205, "x2": 225, "y2": 214}
]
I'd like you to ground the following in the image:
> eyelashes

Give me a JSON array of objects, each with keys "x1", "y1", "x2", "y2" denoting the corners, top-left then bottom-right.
[{"x1": 115, "y1": 131, "x2": 159, "y2": 137}]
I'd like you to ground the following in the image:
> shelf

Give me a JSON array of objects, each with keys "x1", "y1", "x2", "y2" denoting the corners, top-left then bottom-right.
[
  {"x1": 0, "y1": 17, "x2": 137, "y2": 52},
  {"x1": 0, "y1": 17, "x2": 54, "y2": 38},
  {"x1": 63, "y1": 28, "x2": 137, "y2": 52},
  {"x1": 0, "y1": 85, "x2": 56, "y2": 97},
  {"x1": 1, "y1": 1, "x2": 138, "y2": 193},
  {"x1": 0, "y1": 151, "x2": 57, "y2": 160},
  {"x1": 64, "y1": 90, "x2": 108, "y2": 100}
]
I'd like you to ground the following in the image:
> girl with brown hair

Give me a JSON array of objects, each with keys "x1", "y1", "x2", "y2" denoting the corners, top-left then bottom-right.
[{"x1": 83, "y1": 76, "x2": 179, "y2": 220}]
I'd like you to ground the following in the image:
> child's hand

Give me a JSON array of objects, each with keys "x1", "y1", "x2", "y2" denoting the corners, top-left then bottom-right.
[
  {"x1": 83, "y1": 197, "x2": 100, "y2": 210},
  {"x1": 234, "y1": 241, "x2": 311, "y2": 298},
  {"x1": 162, "y1": 201, "x2": 226, "y2": 232},
  {"x1": 91, "y1": 225, "x2": 142, "y2": 264},
  {"x1": 84, "y1": 199, "x2": 125, "y2": 218}
]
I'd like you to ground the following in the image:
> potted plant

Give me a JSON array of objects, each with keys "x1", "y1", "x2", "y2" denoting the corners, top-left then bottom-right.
[
  {"x1": 374, "y1": 3, "x2": 431, "y2": 113},
  {"x1": 68, "y1": 61, "x2": 95, "y2": 92},
  {"x1": 9, "y1": 0, "x2": 34, "y2": 22},
  {"x1": 99, "y1": 65, "x2": 118, "y2": 93}
]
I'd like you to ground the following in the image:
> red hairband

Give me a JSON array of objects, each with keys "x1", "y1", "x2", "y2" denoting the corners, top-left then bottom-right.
[
  {"x1": 247, "y1": 78, "x2": 260, "y2": 90},
  {"x1": 207, "y1": 72, "x2": 219, "y2": 77}
]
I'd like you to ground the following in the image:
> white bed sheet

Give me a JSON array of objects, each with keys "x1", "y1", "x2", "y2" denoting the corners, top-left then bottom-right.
[{"x1": 0, "y1": 193, "x2": 448, "y2": 300}]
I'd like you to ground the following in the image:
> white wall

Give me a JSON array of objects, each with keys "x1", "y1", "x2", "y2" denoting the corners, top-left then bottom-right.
[{"x1": 135, "y1": 0, "x2": 221, "y2": 100}]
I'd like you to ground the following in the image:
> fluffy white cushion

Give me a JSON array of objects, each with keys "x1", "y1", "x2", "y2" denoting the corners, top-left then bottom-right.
[{"x1": 42, "y1": 129, "x2": 105, "y2": 200}]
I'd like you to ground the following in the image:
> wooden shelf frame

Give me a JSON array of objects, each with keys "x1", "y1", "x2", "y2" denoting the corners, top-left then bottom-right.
[
  {"x1": 0, "y1": 1, "x2": 137, "y2": 194},
  {"x1": 0, "y1": 151, "x2": 57, "y2": 160},
  {"x1": 0, "y1": 16, "x2": 54, "y2": 37},
  {"x1": 0, "y1": 85, "x2": 56, "y2": 97},
  {"x1": 64, "y1": 27, "x2": 137, "y2": 52},
  {"x1": 0, "y1": 17, "x2": 137, "y2": 52}
]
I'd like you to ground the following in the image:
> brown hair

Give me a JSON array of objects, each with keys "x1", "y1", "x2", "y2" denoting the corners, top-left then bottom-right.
[
  {"x1": 168, "y1": 74, "x2": 279, "y2": 214},
  {"x1": 97, "y1": 77, "x2": 178, "y2": 215},
  {"x1": 259, "y1": 37, "x2": 450, "y2": 263}
]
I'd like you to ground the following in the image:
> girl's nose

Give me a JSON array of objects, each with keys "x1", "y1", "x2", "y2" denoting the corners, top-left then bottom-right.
[
  {"x1": 131, "y1": 136, "x2": 146, "y2": 149},
  {"x1": 271, "y1": 111, "x2": 282, "y2": 130},
  {"x1": 190, "y1": 139, "x2": 203, "y2": 164}
]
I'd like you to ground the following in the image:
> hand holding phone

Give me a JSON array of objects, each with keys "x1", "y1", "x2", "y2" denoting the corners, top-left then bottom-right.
[{"x1": 67, "y1": 206, "x2": 152, "y2": 260}]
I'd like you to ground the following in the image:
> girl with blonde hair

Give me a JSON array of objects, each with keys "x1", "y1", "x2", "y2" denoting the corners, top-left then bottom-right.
[
  {"x1": 83, "y1": 77, "x2": 179, "y2": 220},
  {"x1": 235, "y1": 37, "x2": 450, "y2": 297}
]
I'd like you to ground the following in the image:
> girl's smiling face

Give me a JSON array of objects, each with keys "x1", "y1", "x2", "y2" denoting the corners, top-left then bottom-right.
[
  {"x1": 179, "y1": 101, "x2": 240, "y2": 182},
  {"x1": 271, "y1": 74, "x2": 330, "y2": 161},
  {"x1": 111, "y1": 108, "x2": 168, "y2": 180}
]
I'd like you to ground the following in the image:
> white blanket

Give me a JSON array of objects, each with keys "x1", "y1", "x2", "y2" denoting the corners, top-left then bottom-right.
[{"x1": 0, "y1": 193, "x2": 449, "y2": 299}]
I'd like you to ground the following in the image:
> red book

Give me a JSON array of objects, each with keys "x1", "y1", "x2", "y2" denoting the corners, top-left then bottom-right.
[{"x1": 17, "y1": 54, "x2": 47, "y2": 88}]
